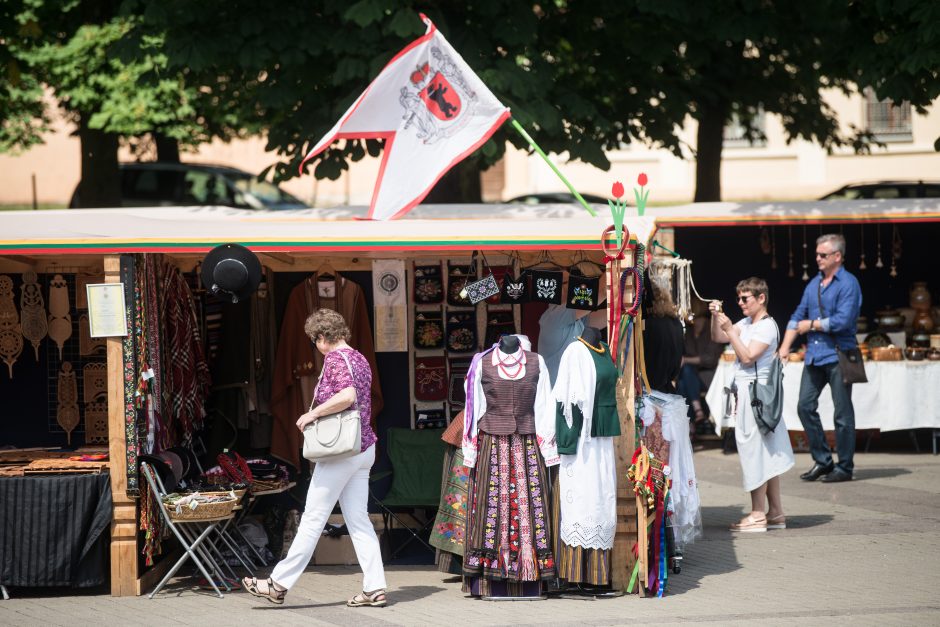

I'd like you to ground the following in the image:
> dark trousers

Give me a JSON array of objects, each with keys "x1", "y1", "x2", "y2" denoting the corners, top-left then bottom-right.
[
  {"x1": 677, "y1": 364, "x2": 703, "y2": 409},
  {"x1": 797, "y1": 361, "x2": 855, "y2": 473}
]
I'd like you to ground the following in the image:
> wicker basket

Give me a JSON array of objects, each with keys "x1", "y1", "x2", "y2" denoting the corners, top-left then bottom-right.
[{"x1": 163, "y1": 495, "x2": 238, "y2": 520}]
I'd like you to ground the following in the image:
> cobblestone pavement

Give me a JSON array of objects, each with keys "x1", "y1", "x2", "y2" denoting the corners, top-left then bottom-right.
[{"x1": 3, "y1": 448, "x2": 940, "y2": 626}]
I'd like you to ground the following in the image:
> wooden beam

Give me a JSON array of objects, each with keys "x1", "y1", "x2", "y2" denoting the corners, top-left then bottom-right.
[{"x1": 104, "y1": 254, "x2": 138, "y2": 596}]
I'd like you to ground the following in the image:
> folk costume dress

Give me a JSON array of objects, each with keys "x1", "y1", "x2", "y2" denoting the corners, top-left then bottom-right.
[
  {"x1": 462, "y1": 344, "x2": 560, "y2": 597},
  {"x1": 551, "y1": 338, "x2": 620, "y2": 585},
  {"x1": 429, "y1": 412, "x2": 471, "y2": 575}
]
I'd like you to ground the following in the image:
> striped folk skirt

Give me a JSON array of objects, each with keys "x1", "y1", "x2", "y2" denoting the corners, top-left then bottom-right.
[{"x1": 462, "y1": 432, "x2": 555, "y2": 595}]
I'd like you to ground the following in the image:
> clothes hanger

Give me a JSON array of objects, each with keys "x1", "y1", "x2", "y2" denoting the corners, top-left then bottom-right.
[
  {"x1": 568, "y1": 250, "x2": 605, "y2": 276},
  {"x1": 316, "y1": 259, "x2": 337, "y2": 281},
  {"x1": 522, "y1": 250, "x2": 565, "y2": 272}
]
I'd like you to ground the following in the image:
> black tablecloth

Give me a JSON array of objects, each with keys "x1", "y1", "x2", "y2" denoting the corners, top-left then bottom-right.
[{"x1": 0, "y1": 473, "x2": 112, "y2": 587}]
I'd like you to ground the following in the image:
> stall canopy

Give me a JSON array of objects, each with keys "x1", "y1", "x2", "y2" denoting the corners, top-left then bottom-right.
[
  {"x1": 646, "y1": 198, "x2": 940, "y2": 227},
  {"x1": 0, "y1": 204, "x2": 655, "y2": 258}
]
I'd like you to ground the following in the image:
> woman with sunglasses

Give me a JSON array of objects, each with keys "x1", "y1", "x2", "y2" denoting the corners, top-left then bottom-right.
[{"x1": 710, "y1": 278, "x2": 794, "y2": 533}]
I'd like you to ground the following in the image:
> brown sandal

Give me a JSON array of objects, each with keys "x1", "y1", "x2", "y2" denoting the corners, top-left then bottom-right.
[
  {"x1": 242, "y1": 577, "x2": 287, "y2": 605},
  {"x1": 347, "y1": 589, "x2": 387, "y2": 607}
]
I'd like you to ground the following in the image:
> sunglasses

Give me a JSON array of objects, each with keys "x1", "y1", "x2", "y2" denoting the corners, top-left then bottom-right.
[
  {"x1": 736, "y1": 295, "x2": 754, "y2": 303},
  {"x1": 815, "y1": 251, "x2": 837, "y2": 259}
]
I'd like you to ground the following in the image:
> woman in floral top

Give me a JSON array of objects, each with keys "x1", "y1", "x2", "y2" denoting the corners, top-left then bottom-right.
[{"x1": 243, "y1": 308, "x2": 386, "y2": 607}]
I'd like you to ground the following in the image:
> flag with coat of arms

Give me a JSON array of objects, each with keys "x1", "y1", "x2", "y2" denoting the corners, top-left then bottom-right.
[{"x1": 299, "y1": 14, "x2": 511, "y2": 220}]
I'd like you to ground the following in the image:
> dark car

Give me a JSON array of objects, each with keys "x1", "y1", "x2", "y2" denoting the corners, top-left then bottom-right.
[
  {"x1": 819, "y1": 180, "x2": 940, "y2": 200},
  {"x1": 69, "y1": 162, "x2": 309, "y2": 210},
  {"x1": 505, "y1": 191, "x2": 612, "y2": 205}
]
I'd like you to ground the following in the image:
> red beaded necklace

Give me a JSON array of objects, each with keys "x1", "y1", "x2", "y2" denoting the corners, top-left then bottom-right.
[{"x1": 496, "y1": 349, "x2": 525, "y2": 378}]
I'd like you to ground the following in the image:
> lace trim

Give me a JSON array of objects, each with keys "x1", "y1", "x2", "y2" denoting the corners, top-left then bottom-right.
[{"x1": 560, "y1": 519, "x2": 616, "y2": 550}]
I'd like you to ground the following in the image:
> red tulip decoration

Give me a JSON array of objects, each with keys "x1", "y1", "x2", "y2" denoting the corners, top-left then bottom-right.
[
  {"x1": 634, "y1": 172, "x2": 650, "y2": 216},
  {"x1": 608, "y1": 181, "x2": 628, "y2": 248}
]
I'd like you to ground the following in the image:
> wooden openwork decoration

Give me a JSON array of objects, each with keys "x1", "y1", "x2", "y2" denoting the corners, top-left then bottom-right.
[
  {"x1": 0, "y1": 275, "x2": 24, "y2": 377},
  {"x1": 20, "y1": 270, "x2": 47, "y2": 361},
  {"x1": 83, "y1": 401, "x2": 108, "y2": 444},
  {"x1": 79, "y1": 314, "x2": 106, "y2": 356},
  {"x1": 82, "y1": 362, "x2": 108, "y2": 403},
  {"x1": 47, "y1": 274, "x2": 72, "y2": 360},
  {"x1": 57, "y1": 361, "x2": 80, "y2": 445}
]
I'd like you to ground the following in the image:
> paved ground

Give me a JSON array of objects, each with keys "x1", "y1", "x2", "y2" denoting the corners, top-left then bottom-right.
[{"x1": 3, "y1": 446, "x2": 940, "y2": 626}]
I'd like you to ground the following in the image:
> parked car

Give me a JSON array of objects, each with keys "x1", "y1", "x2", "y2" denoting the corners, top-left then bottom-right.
[
  {"x1": 505, "y1": 191, "x2": 612, "y2": 205},
  {"x1": 819, "y1": 180, "x2": 940, "y2": 200},
  {"x1": 69, "y1": 162, "x2": 309, "y2": 210}
]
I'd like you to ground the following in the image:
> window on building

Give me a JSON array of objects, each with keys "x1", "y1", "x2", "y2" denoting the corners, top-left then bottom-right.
[
  {"x1": 724, "y1": 107, "x2": 766, "y2": 148},
  {"x1": 863, "y1": 87, "x2": 912, "y2": 142}
]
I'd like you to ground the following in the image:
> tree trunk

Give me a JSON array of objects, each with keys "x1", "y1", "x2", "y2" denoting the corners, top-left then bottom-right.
[
  {"x1": 693, "y1": 100, "x2": 730, "y2": 202},
  {"x1": 77, "y1": 119, "x2": 121, "y2": 208},
  {"x1": 423, "y1": 158, "x2": 482, "y2": 204},
  {"x1": 154, "y1": 132, "x2": 180, "y2": 163}
]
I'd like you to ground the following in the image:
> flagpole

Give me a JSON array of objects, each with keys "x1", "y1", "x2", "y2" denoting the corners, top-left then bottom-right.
[{"x1": 510, "y1": 119, "x2": 598, "y2": 217}]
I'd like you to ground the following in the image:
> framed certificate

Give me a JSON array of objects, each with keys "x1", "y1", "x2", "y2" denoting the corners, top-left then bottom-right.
[{"x1": 86, "y1": 283, "x2": 129, "y2": 338}]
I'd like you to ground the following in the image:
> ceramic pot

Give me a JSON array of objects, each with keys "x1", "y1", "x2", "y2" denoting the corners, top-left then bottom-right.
[
  {"x1": 927, "y1": 348, "x2": 940, "y2": 361},
  {"x1": 874, "y1": 309, "x2": 905, "y2": 331},
  {"x1": 905, "y1": 346, "x2": 926, "y2": 361},
  {"x1": 911, "y1": 333, "x2": 931, "y2": 348},
  {"x1": 912, "y1": 310, "x2": 936, "y2": 333},
  {"x1": 856, "y1": 317, "x2": 869, "y2": 334},
  {"x1": 909, "y1": 282, "x2": 932, "y2": 311}
]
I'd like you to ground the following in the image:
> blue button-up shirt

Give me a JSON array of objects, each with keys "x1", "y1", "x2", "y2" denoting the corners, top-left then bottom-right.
[{"x1": 787, "y1": 266, "x2": 863, "y2": 366}]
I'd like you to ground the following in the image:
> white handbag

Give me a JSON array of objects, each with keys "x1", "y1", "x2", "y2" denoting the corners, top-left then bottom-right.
[{"x1": 302, "y1": 351, "x2": 362, "y2": 462}]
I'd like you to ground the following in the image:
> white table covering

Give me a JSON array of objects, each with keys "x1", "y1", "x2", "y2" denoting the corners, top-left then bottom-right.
[{"x1": 706, "y1": 359, "x2": 940, "y2": 433}]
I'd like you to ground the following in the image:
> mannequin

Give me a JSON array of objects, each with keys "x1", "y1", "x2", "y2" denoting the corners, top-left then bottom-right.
[
  {"x1": 498, "y1": 334, "x2": 520, "y2": 354},
  {"x1": 579, "y1": 326, "x2": 602, "y2": 349}
]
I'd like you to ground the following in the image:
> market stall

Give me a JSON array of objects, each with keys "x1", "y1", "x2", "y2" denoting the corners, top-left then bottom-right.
[{"x1": 0, "y1": 202, "x2": 655, "y2": 596}]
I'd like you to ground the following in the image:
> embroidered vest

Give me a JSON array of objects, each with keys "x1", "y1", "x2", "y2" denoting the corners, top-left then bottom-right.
[{"x1": 478, "y1": 351, "x2": 539, "y2": 435}]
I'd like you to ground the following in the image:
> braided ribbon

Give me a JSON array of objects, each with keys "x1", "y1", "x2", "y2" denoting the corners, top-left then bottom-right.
[{"x1": 601, "y1": 224, "x2": 630, "y2": 360}]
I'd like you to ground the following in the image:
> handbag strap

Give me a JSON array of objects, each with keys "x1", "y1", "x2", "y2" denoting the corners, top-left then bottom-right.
[
  {"x1": 752, "y1": 315, "x2": 780, "y2": 378},
  {"x1": 309, "y1": 349, "x2": 359, "y2": 413}
]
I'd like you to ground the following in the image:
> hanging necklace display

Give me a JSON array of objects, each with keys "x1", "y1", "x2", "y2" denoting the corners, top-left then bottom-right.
[
  {"x1": 496, "y1": 349, "x2": 525, "y2": 378},
  {"x1": 890, "y1": 225, "x2": 902, "y2": 278},
  {"x1": 858, "y1": 224, "x2": 867, "y2": 270},
  {"x1": 57, "y1": 361, "x2": 80, "y2": 445},
  {"x1": 0, "y1": 275, "x2": 24, "y2": 377},
  {"x1": 770, "y1": 226, "x2": 778, "y2": 270},
  {"x1": 801, "y1": 226, "x2": 809, "y2": 281},
  {"x1": 875, "y1": 224, "x2": 884, "y2": 269},
  {"x1": 47, "y1": 273, "x2": 72, "y2": 359},
  {"x1": 787, "y1": 226, "x2": 795, "y2": 278},
  {"x1": 20, "y1": 270, "x2": 47, "y2": 361}
]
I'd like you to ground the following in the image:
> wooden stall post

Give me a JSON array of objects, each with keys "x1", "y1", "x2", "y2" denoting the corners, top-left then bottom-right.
[
  {"x1": 609, "y1": 248, "x2": 639, "y2": 592},
  {"x1": 104, "y1": 254, "x2": 138, "y2": 596}
]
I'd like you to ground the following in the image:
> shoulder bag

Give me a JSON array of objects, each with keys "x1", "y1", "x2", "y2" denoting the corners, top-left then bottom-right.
[
  {"x1": 302, "y1": 350, "x2": 362, "y2": 462},
  {"x1": 749, "y1": 318, "x2": 784, "y2": 435},
  {"x1": 817, "y1": 282, "x2": 868, "y2": 385}
]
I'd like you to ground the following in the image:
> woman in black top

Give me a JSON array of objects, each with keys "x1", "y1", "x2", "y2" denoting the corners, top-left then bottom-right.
[{"x1": 642, "y1": 280, "x2": 684, "y2": 393}]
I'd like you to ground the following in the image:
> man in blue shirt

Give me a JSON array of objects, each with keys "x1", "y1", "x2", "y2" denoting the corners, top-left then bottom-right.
[{"x1": 778, "y1": 234, "x2": 862, "y2": 483}]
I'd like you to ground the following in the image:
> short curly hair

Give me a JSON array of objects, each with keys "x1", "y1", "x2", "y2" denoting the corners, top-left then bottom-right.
[
  {"x1": 735, "y1": 277, "x2": 769, "y2": 305},
  {"x1": 304, "y1": 308, "x2": 351, "y2": 343}
]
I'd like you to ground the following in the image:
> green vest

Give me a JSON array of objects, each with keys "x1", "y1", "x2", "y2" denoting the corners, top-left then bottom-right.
[{"x1": 556, "y1": 342, "x2": 621, "y2": 455}]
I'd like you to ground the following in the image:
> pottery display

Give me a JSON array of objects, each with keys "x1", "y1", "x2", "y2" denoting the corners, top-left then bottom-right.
[
  {"x1": 931, "y1": 334, "x2": 940, "y2": 350},
  {"x1": 909, "y1": 281, "x2": 932, "y2": 311},
  {"x1": 905, "y1": 346, "x2": 926, "y2": 361},
  {"x1": 911, "y1": 333, "x2": 931, "y2": 348},
  {"x1": 912, "y1": 310, "x2": 936, "y2": 333},
  {"x1": 864, "y1": 332, "x2": 892, "y2": 348},
  {"x1": 870, "y1": 345, "x2": 902, "y2": 361},
  {"x1": 855, "y1": 316, "x2": 869, "y2": 333},
  {"x1": 927, "y1": 347, "x2": 940, "y2": 361},
  {"x1": 874, "y1": 309, "x2": 905, "y2": 331}
]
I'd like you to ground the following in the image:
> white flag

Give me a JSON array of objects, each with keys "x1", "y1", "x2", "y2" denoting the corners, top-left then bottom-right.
[{"x1": 299, "y1": 14, "x2": 510, "y2": 220}]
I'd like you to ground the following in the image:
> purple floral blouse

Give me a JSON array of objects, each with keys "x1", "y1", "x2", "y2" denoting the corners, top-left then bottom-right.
[{"x1": 315, "y1": 347, "x2": 376, "y2": 452}]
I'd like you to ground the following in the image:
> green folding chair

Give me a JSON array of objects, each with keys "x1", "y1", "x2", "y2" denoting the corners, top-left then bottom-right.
[{"x1": 370, "y1": 427, "x2": 447, "y2": 560}]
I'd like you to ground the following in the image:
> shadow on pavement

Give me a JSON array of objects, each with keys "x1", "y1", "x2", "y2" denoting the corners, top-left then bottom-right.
[{"x1": 851, "y1": 467, "x2": 913, "y2": 480}]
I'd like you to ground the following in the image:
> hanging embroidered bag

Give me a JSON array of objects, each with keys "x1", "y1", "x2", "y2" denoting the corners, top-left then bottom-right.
[
  {"x1": 415, "y1": 356, "x2": 447, "y2": 401},
  {"x1": 413, "y1": 262, "x2": 444, "y2": 304}
]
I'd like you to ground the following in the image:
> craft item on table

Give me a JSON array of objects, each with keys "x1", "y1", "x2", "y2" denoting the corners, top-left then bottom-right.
[
  {"x1": 415, "y1": 356, "x2": 447, "y2": 401},
  {"x1": 414, "y1": 306, "x2": 444, "y2": 349},
  {"x1": 415, "y1": 405, "x2": 447, "y2": 429},
  {"x1": 483, "y1": 308, "x2": 516, "y2": 347},
  {"x1": 566, "y1": 271, "x2": 600, "y2": 311},
  {"x1": 445, "y1": 310, "x2": 477, "y2": 353},
  {"x1": 79, "y1": 314, "x2": 107, "y2": 355},
  {"x1": 448, "y1": 357, "x2": 472, "y2": 405},
  {"x1": 413, "y1": 262, "x2": 444, "y2": 304},
  {"x1": 68, "y1": 453, "x2": 108, "y2": 462},
  {"x1": 447, "y1": 261, "x2": 476, "y2": 307},
  {"x1": 19, "y1": 270, "x2": 47, "y2": 361},
  {"x1": 57, "y1": 361, "x2": 80, "y2": 445},
  {"x1": 500, "y1": 269, "x2": 530, "y2": 304},
  {"x1": 0, "y1": 275, "x2": 24, "y2": 377},
  {"x1": 530, "y1": 269, "x2": 563, "y2": 304},
  {"x1": 75, "y1": 273, "x2": 101, "y2": 310},
  {"x1": 48, "y1": 273, "x2": 72, "y2": 359}
]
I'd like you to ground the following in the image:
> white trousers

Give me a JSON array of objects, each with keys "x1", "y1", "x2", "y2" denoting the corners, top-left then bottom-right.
[{"x1": 270, "y1": 444, "x2": 387, "y2": 592}]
